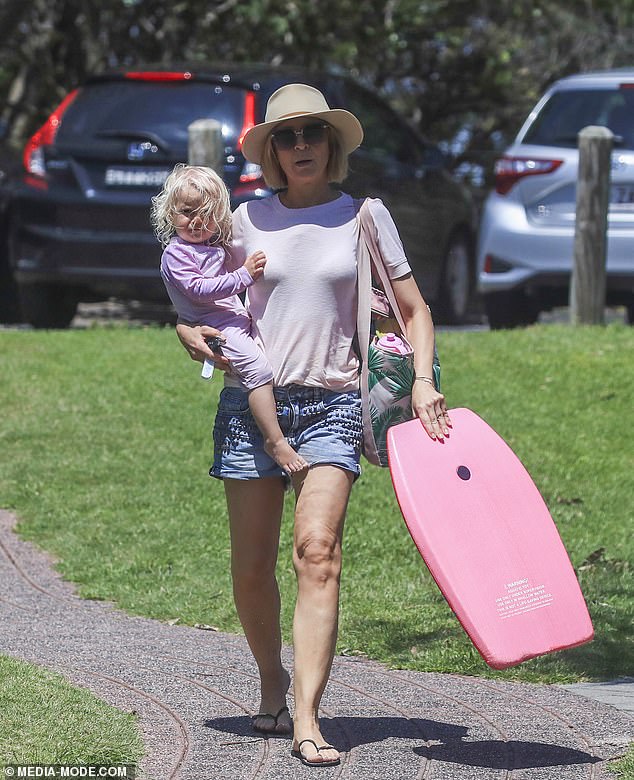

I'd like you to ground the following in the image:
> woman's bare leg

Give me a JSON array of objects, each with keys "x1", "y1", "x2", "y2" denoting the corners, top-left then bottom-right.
[
  {"x1": 225, "y1": 476, "x2": 292, "y2": 732},
  {"x1": 290, "y1": 465, "x2": 354, "y2": 764}
]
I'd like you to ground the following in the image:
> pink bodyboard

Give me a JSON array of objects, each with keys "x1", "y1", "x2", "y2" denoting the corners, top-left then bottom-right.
[{"x1": 387, "y1": 408, "x2": 593, "y2": 669}]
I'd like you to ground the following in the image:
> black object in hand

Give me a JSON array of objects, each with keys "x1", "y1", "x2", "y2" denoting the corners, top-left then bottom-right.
[{"x1": 206, "y1": 336, "x2": 224, "y2": 355}]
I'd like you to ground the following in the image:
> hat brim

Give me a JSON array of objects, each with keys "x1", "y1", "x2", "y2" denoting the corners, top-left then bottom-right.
[{"x1": 241, "y1": 108, "x2": 363, "y2": 165}]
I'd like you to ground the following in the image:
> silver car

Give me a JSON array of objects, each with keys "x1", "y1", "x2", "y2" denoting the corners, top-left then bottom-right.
[{"x1": 477, "y1": 69, "x2": 634, "y2": 328}]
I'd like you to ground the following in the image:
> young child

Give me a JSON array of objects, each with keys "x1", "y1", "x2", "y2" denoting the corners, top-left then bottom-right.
[{"x1": 151, "y1": 164, "x2": 308, "y2": 475}]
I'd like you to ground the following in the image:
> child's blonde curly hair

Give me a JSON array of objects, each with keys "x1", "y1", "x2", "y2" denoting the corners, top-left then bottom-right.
[{"x1": 151, "y1": 164, "x2": 232, "y2": 248}]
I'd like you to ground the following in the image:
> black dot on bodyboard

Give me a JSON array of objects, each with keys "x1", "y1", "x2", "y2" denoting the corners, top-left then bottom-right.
[{"x1": 457, "y1": 465, "x2": 471, "y2": 481}]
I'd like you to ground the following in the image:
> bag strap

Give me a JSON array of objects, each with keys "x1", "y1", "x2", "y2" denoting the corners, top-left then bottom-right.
[
  {"x1": 356, "y1": 201, "x2": 372, "y2": 367},
  {"x1": 357, "y1": 199, "x2": 408, "y2": 334},
  {"x1": 356, "y1": 198, "x2": 405, "y2": 464},
  {"x1": 356, "y1": 199, "x2": 373, "y2": 459},
  {"x1": 358, "y1": 198, "x2": 441, "y2": 392}
]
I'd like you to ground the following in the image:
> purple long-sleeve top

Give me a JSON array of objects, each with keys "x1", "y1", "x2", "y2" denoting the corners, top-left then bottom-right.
[{"x1": 160, "y1": 235, "x2": 254, "y2": 329}]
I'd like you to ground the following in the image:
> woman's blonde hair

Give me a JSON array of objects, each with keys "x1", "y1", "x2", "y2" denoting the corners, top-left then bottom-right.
[
  {"x1": 260, "y1": 122, "x2": 349, "y2": 190},
  {"x1": 151, "y1": 164, "x2": 232, "y2": 247}
]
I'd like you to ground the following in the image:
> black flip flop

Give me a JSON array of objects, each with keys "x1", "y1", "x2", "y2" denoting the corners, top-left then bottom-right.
[
  {"x1": 252, "y1": 705, "x2": 291, "y2": 734},
  {"x1": 292, "y1": 738, "x2": 341, "y2": 767}
]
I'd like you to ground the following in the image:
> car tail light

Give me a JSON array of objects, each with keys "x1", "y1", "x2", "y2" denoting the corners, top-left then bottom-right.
[
  {"x1": 483, "y1": 254, "x2": 513, "y2": 274},
  {"x1": 124, "y1": 71, "x2": 193, "y2": 81},
  {"x1": 234, "y1": 162, "x2": 267, "y2": 200},
  {"x1": 238, "y1": 91, "x2": 256, "y2": 150},
  {"x1": 23, "y1": 89, "x2": 79, "y2": 176},
  {"x1": 236, "y1": 91, "x2": 264, "y2": 190},
  {"x1": 494, "y1": 156, "x2": 563, "y2": 195},
  {"x1": 240, "y1": 161, "x2": 263, "y2": 183}
]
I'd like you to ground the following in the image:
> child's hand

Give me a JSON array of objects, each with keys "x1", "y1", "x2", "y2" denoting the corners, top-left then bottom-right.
[{"x1": 244, "y1": 250, "x2": 267, "y2": 281}]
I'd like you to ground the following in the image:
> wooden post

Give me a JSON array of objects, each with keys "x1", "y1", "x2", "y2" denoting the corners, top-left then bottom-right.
[
  {"x1": 570, "y1": 125, "x2": 613, "y2": 325},
  {"x1": 187, "y1": 118, "x2": 224, "y2": 174}
]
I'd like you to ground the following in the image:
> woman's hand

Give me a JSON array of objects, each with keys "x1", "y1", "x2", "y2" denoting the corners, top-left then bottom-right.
[
  {"x1": 412, "y1": 379, "x2": 452, "y2": 441},
  {"x1": 389, "y1": 275, "x2": 451, "y2": 441},
  {"x1": 175, "y1": 323, "x2": 232, "y2": 372}
]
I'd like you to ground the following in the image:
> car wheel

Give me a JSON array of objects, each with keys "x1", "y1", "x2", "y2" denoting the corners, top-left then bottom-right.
[
  {"x1": 437, "y1": 235, "x2": 472, "y2": 324},
  {"x1": 0, "y1": 239, "x2": 22, "y2": 324},
  {"x1": 484, "y1": 290, "x2": 540, "y2": 329},
  {"x1": 18, "y1": 283, "x2": 78, "y2": 329}
]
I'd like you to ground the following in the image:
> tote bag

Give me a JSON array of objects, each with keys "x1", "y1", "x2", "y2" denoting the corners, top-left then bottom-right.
[{"x1": 356, "y1": 199, "x2": 440, "y2": 466}]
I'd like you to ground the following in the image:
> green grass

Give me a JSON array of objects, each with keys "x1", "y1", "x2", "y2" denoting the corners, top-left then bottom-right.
[
  {"x1": 609, "y1": 744, "x2": 634, "y2": 779},
  {"x1": 0, "y1": 655, "x2": 143, "y2": 765},
  {"x1": 0, "y1": 324, "x2": 632, "y2": 689}
]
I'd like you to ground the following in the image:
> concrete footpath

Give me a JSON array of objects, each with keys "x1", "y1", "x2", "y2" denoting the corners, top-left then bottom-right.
[{"x1": 0, "y1": 509, "x2": 631, "y2": 779}]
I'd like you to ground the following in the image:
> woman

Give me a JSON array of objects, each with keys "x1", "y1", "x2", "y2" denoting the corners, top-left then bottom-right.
[{"x1": 176, "y1": 83, "x2": 450, "y2": 767}]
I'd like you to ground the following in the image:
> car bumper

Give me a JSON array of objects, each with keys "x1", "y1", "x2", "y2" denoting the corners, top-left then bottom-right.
[
  {"x1": 477, "y1": 196, "x2": 634, "y2": 295},
  {"x1": 12, "y1": 222, "x2": 168, "y2": 301},
  {"x1": 9, "y1": 180, "x2": 269, "y2": 302}
]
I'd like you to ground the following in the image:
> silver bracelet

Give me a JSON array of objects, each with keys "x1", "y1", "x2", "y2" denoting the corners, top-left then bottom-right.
[{"x1": 414, "y1": 376, "x2": 434, "y2": 385}]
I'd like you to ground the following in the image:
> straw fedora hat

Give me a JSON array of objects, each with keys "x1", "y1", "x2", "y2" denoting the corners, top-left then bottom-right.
[{"x1": 241, "y1": 83, "x2": 364, "y2": 165}]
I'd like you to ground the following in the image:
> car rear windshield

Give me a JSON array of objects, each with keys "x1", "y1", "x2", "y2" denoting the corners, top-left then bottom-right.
[
  {"x1": 56, "y1": 81, "x2": 246, "y2": 151},
  {"x1": 523, "y1": 88, "x2": 634, "y2": 150}
]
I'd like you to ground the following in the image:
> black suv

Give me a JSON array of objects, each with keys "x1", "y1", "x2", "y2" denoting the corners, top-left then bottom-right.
[{"x1": 2, "y1": 65, "x2": 476, "y2": 328}]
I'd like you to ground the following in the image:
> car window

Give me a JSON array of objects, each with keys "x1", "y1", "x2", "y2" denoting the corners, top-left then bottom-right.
[
  {"x1": 523, "y1": 88, "x2": 634, "y2": 149},
  {"x1": 56, "y1": 82, "x2": 245, "y2": 150},
  {"x1": 344, "y1": 87, "x2": 421, "y2": 164}
]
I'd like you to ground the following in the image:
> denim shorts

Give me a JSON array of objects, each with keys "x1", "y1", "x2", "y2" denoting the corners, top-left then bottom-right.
[{"x1": 210, "y1": 384, "x2": 362, "y2": 481}]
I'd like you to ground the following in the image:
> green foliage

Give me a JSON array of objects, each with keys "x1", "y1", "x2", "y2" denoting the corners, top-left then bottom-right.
[
  {"x1": 1, "y1": 0, "x2": 633, "y2": 182},
  {"x1": 0, "y1": 324, "x2": 632, "y2": 685}
]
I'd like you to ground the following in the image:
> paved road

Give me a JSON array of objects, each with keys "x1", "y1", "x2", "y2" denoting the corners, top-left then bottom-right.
[
  {"x1": 1, "y1": 299, "x2": 628, "y2": 333},
  {"x1": 0, "y1": 510, "x2": 631, "y2": 780},
  {"x1": 562, "y1": 679, "x2": 634, "y2": 715}
]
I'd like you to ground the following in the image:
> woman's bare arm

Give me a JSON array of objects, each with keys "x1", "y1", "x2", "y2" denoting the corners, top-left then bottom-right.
[
  {"x1": 175, "y1": 322, "x2": 232, "y2": 371},
  {"x1": 391, "y1": 274, "x2": 451, "y2": 440}
]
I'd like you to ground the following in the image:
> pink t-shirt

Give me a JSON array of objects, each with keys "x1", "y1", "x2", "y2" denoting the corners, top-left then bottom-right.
[{"x1": 230, "y1": 193, "x2": 411, "y2": 391}]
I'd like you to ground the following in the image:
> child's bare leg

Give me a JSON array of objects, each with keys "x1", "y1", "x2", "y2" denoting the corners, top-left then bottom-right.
[{"x1": 248, "y1": 384, "x2": 309, "y2": 474}]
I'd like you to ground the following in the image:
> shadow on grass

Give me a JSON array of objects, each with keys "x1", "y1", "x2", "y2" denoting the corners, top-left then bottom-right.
[
  {"x1": 349, "y1": 615, "x2": 486, "y2": 668},
  {"x1": 517, "y1": 599, "x2": 634, "y2": 681},
  {"x1": 356, "y1": 600, "x2": 634, "y2": 680},
  {"x1": 350, "y1": 615, "x2": 465, "y2": 654},
  {"x1": 204, "y1": 715, "x2": 600, "y2": 769}
]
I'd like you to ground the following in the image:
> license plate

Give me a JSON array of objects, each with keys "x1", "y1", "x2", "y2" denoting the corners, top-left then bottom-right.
[
  {"x1": 611, "y1": 184, "x2": 634, "y2": 208},
  {"x1": 105, "y1": 168, "x2": 171, "y2": 187}
]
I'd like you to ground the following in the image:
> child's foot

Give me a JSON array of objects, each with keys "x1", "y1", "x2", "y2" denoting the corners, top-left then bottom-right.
[{"x1": 265, "y1": 439, "x2": 309, "y2": 476}]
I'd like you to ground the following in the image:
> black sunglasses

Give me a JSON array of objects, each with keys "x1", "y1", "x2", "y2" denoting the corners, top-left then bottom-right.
[{"x1": 271, "y1": 122, "x2": 330, "y2": 151}]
